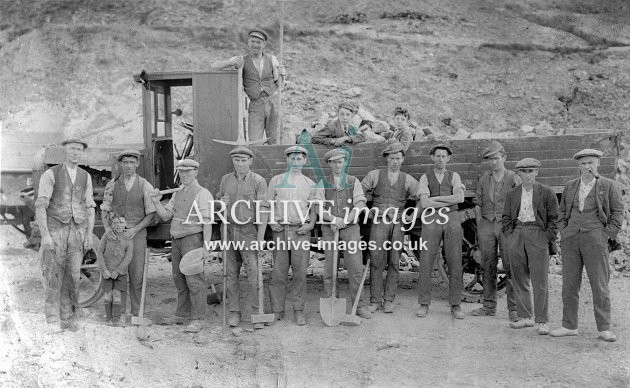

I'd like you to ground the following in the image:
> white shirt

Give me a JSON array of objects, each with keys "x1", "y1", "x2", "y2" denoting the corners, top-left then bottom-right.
[
  {"x1": 517, "y1": 188, "x2": 536, "y2": 222},
  {"x1": 65, "y1": 164, "x2": 78, "y2": 184},
  {"x1": 578, "y1": 177, "x2": 596, "y2": 212}
]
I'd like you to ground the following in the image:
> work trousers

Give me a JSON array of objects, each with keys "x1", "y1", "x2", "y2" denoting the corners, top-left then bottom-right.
[
  {"x1": 226, "y1": 225, "x2": 259, "y2": 313},
  {"x1": 269, "y1": 226, "x2": 310, "y2": 313},
  {"x1": 248, "y1": 94, "x2": 279, "y2": 145},
  {"x1": 126, "y1": 228, "x2": 147, "y2": 316},
  {"x1": 322, "y1": 224, "x2": 365, "y2": 307},
  {"x1": 418, "y1": 212, "x2": 463, "y2": 306},
  {"x1": 478, "y1": 217, "x2": 516, "y2": 312},
  {"x1": 560, "y1": 228, "x2": 611, "y2": 331},
  {"x1": 41, "y1": 218, "x2": 86, "y2": 323},
  {"x1": 171, "y1": 233, "x2": 206, "y2": 320},
  {"x1": 507, "y1": 225, "x2": 549, "y2": 323},
  {"x1": 368, "y1": 221, "x2": 403, "y2": 303}
]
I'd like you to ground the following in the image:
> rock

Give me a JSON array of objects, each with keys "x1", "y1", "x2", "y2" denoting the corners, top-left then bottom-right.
[
  {"x1": 135, "y1": 326, "x2": 149, "y2": 341},
  {"x1": 319, "y1": 78, "x2": 338, "y2": 88},
  {"x1": 525, "y1": 132, "x2": 537, "y2": 137},
  {"x1": 453, "y1": 127, "x2": 471, "y2": 139},
  {"x1": 357, "y1": 105, "x2": 376, "y2": 122},
  {"x1": 534, "y1": 121, "x2": 554, "y2": 136},
  {"x1": 342, "y1": 87, "x2": 362, "y2": 97},
  {"x1": 193, "y1": 333, "x2": 210, "y2": 345},
  {"x1": 520, "y1": 124, "x2": 535, "y2": 134},
  {"x1": 232, "y1": 328, "x2": 243, "y2": 337}
]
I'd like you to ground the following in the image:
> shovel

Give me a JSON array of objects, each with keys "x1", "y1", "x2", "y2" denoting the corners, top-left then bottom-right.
[
  {"x1": 251, "y1": 253, "x2": 274, "y2": 327},
  {"x1": 132, "y1": 248, "x2": 151, "y2": 326},
  {"x1": 341, "y1": 258, "x2": 370, "y2": 326},
  {"x1": 320, "y1": 230, "x2": 346, "y2": 327}
]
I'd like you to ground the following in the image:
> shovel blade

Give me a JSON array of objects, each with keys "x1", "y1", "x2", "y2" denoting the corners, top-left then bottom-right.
[
  {"x1": 340, "y1": 314, "x2": 361, "y2": 326},
  {"x1": 320, "y1": 297, "x2": 346, "y2": 327}
]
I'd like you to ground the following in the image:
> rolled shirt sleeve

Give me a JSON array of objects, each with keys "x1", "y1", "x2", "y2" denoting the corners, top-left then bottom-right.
[
  {"x1": 196, "y1": 189, "x2": 214, "y2": 219},
  {"x1": 164, "y1": 193, "x2": 176, "y2": 213},
  {"x1": 100, "y1": 179, "x2": 116, "y2": 212},
  {"x1": 141, "y1": 179, "x2": 157, "y2": 214},
  {"x1": 417, "y1": 174, "x2": 430, "y2": 197},
  {"x1": 35, "y1": 169, "x2": 55, "y2": 209},
  {"x1": 405, "y1": 174, "x2": 420, "y2": 200},
  {"x1": 360, "y1": 170, "x2": 379, "y2": 196},
  {"x1": 452, "y1": 172, "x2": 465, "y2": 193},
  {"x1": 352, "y1": 178, "x2": 367, "y2": 206},
  {"x1": 84, "y1": 174, "x2": 96, "y2": 208}
]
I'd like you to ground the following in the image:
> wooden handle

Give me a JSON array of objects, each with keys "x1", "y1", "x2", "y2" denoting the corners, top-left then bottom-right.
[
  {"x1": 159, "y1": 187, "x2": 182, "y2": 195},
  {"x1": 222, "y1": 222, "x2": 228, "y2": 332},
  {"x1": 331, "y1": 230, "x2": 340, "y2": 297},
  {"x1": 138, "y1": 248, "x2": 150, "y2": 318},
  {"x1": 258, "y1": 254, "x2": 265, "y2": 314},
  {"x1": 350, "y1": 259, "x2": 370, "y2": 315}
]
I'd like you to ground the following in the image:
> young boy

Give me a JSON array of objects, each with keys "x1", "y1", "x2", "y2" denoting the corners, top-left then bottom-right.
[
  {"x1": 97, "y1": 216, "x2": 133, "y2": 326},
  {"x1": 384, "y1": 106, "x2": 414, "y2": 153}
]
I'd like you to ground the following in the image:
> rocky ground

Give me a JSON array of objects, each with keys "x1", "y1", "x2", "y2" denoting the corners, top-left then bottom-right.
[{"x1": 1, "y1": 222, "x2": 630, "y2": 387}]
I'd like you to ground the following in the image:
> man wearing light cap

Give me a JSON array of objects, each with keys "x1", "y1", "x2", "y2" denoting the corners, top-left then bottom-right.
[
  {"x1": 502, "y1": 158, "x2": 558, "y2": 335},
  {"x1": 152, "y1": 159, "x2": 213, "y2": 333},
  {"x1": 316, "y1": 148, "x2": 370, "y2": 318},
  {"x1": 216, "y1": 146, "x2": 268, "y2": 329},
  {"x1": 211, "y1": 28, "x2": 286, "y2": 144},
  {"x1": 361, "y1": 141, "x2": 419, "y2": 314},
  {"x1": 36, "y1": 138, "x2": 96, "y2": 331},
  {"x1": 471, "y1": 141, "x2": 520, "y2": 321},
  {"x1": 550, "y1": 149, "x2": 623, "y2": 342},
  {"x1": 312, "y1": 101, "x2": 366, "y2": 147},
  {"x1": 264, "y1": 145, "x2": 323, "y2": 325},
  {"x1": 100, "y1": 149, "x2": 156, "y2": 323},
  {"x1": 416, "y1": 144, "x2": 466, "y2": 319}
]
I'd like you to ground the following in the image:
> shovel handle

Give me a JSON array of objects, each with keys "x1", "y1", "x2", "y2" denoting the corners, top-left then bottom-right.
[
  {"x1": 222, "y1": 222, "x2": 228, "y2": 333},
  {"x1": 331, "y1": 230, "x2": 340, "y2": 297},
  {"x1": 138, "y1": 248, "x2": 150, "y2": 319},
  {"x1": 258, "y1": 251, "x2": 264, "y2": 315},
  {"x1": 350, "y1": 258, "x2": 370, "y2": 315}
]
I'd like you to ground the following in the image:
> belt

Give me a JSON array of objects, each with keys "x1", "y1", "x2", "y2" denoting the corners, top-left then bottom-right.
[{"x1": 515, "y1": 221, "x2": 540, "y2": 228}]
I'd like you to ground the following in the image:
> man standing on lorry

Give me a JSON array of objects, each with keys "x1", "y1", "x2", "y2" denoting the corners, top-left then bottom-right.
[
  {"x1": 211, "y1": 28, "x2": 286, "y2": 145},
  {"x1": 361, "y1": 142, "x2": 419, "y2": 315},
  {"x1": 471, "y1": 141, "x2": 520, "y2": 322},
  {"x1": 550, "y1": 149, "x2": 623, "y2": 342},
  {"x1": 36, "y1": 138, "x2": 96, "y2": 332},
  {"x1": 502, "y1": 158, "x2": 558, "y2": 335},
  {"x1": 416, "y1": 144, "x2": 466, "y2": 320},
  {"x1": 100, "y1": 149, "x2": 156, "y2": 323}
]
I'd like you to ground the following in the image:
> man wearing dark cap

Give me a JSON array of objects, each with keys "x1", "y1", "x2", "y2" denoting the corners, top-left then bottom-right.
[
  {"x1": 36, "y1": 139, "x2": 96, "y2": 331},
  {"x1": 211, "y1": 28, "x2": 286, "y2": 144},
  {"x1": 316, "y1": 148, "x2": 371, "y2": 318},
  {"x1": 550, "y1": 149, "x2": 623, "y2": 342},
  {"x1": 264, "y1": 146, "x2": 323, "y2": 325},
  {"x1": 312, "y1": 102, "x2": 366, "y2": 147},
  {"x1": 361, "y1": 142, "x2": 419, "y2": 314},
  {"x1": 471, "y1": 141, "x2": 520, "y2": 321},
  {"x1": 416, "y1": 144, "x2": 466, "y2": 319},
  {"x1": 216, "y1": 146, "x2": 268, "y2": 329},
  {"x1": 383, "y1": 106, "x2": 414, "y2": 153},
  {"x1": 502, "y1": 158, "x2": 558, "y2": 335},
  {"x1": 100, "y1": 149, "x2": 156, "y2": 324},
  {"x1": 152, "y1": 159, "x2": 213, "y2": 333}
]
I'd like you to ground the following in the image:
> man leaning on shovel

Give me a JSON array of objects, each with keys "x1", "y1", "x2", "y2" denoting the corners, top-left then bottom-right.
[
  {"x1": 151, "y1": 159, "x2": 213, "y2": 333},
  {"x1": 216, "y1": 145, "x2": 269, "y2": 329},
  {"x1": 316, "y1": 148, "x2": 371, "y2": 320}
]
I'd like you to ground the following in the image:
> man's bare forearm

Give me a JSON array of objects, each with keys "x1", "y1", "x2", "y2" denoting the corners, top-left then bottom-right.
[{"x1": 36, "y1": 207, "x2": 50, "y2": 238}]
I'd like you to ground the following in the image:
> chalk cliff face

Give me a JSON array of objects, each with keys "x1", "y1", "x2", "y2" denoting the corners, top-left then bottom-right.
[{"x1": 0, "y1": 0, "x2": 628, "y2": 151}]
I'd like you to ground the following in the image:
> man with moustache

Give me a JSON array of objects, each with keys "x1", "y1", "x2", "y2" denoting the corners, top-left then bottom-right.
[
  {"x1": 471, "y1": 141, "x2": 520, "y2": 321},
  {"x1": 550, "y1": 149, "x2": 623, "y2": 342},
  {"x1": 264, "y1": 146, "x2": 323, "y2": 325},
  {"x1": 100, "y1": 149, "x2": 156, "y2": 324},
  {"x1": 361, "y1": 142, "x2": 419, "y2": 314},
  {"x1": 36, "y1": 139, "x2": 96, "y2": 332},
  {"x1": 317, "y1": 148, "x2": 371, "y2": 319},
  {"x1": 216, "y1": 145, "x2": 268, "y2": 329},
  {"x1": 311, "y1": 101, "x2": 367, "y2": 147},
  {"x1": 211, "y1": 28, "x2": 286, "y2": 144},
  {"x1": 151, "y1": 159, "x2": 213, "y2": 333},
  {"x1": 502, "y1": 158, "x2": 558, "y2": 335},
  {"x1": 416, "y1": 144, "x2": 466, "y2": 320}
]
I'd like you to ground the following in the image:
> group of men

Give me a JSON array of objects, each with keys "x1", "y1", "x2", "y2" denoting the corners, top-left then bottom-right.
[{"x1": 37, "y1": 134, "x2": 623, "y2": 343}]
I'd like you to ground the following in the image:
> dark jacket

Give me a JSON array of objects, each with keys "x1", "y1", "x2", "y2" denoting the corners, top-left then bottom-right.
[
  {"x1": 502, "y1": 182, "x2": 559, "y2": 242},
  {"x1": 311, "y1": 119, "x2": 366, "y2": 146},
  {"x1": 558, "y1": 175, "x2": 624, "y2": 239}
]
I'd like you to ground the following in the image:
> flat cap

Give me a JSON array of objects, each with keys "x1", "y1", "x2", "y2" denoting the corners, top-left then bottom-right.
[
  {"x1": 338, "y1": 101, "x2": 358, "y2": 114},
  {"x1": 284, "y1": 145, "x2": 308, "y2": 156},
  {"x1": 382, "y1": 141, "x2": 405, "y2": 156},
  {"x1": 179, "y1": 247, "x2": 206, "y2": 276},
  {"x1": 176, "y1": 158, "x2": 200, "y2": 170},
  {"x1": 248, "y1": 28, "x2": 269, "y2": 41},
  {"x1": 515, "y1": 158, "x2": 541, "y2": 169},
  {"x1": 116, "y1": 149, "x2": 141, "y2": 161},
  {"x1": 324, "y1": 148, "x2": 348, "y2": 162},
  {"x1": 429, "y1": 144, "x2": 453, "y2": 156},
  {"x1": 482, "y1": 141, "x2": 504, "y2": 159},
  {"x1": 61, "y1": 138, "x2": 88, "y2": 149},
  {"x1": 229, "y1": 146, "x2": 254, "y2": 158},
  {"x1": 573, "y1": 148, "x2": 603, "y2": 160}
]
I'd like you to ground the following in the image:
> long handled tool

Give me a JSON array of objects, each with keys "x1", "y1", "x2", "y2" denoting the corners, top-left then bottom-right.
[
  {"x1": 251, "y1": 253, "x2": 274, "y2": 328},
  {"x1": 320, "y1": 230, "x2": 346, "y2": 327},
  {"x1": 222, "y1": 222, "x2": 228, "y2": 333},
  {"x1": 132, "y1": 248, "x2": 151, "y2": 326},
  {"x1": 341, "y1": 258, "x2": 370, "y2": 326}
]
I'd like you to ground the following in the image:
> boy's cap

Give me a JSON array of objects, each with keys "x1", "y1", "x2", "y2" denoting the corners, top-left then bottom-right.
[
  {"x1": 515, "y1": 158, "x2": 541, "y2": 169},
  {"x1": 176, "y1": 159, "x2": 200, "y2": 170},
  {"x1": 429, "y1": 144, "x2": 453, "y2": 156},
  {"x1": 482, "y1": 141, "x2": 504, "y2": 159},
  {"x1": 116, "y1": 149, "x2": 141, "y2": 161}
]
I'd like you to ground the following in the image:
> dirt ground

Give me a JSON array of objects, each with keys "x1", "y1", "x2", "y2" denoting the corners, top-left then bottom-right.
[{"x1": 1, "y1": 224, "x2": 629, "y2": 388}]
